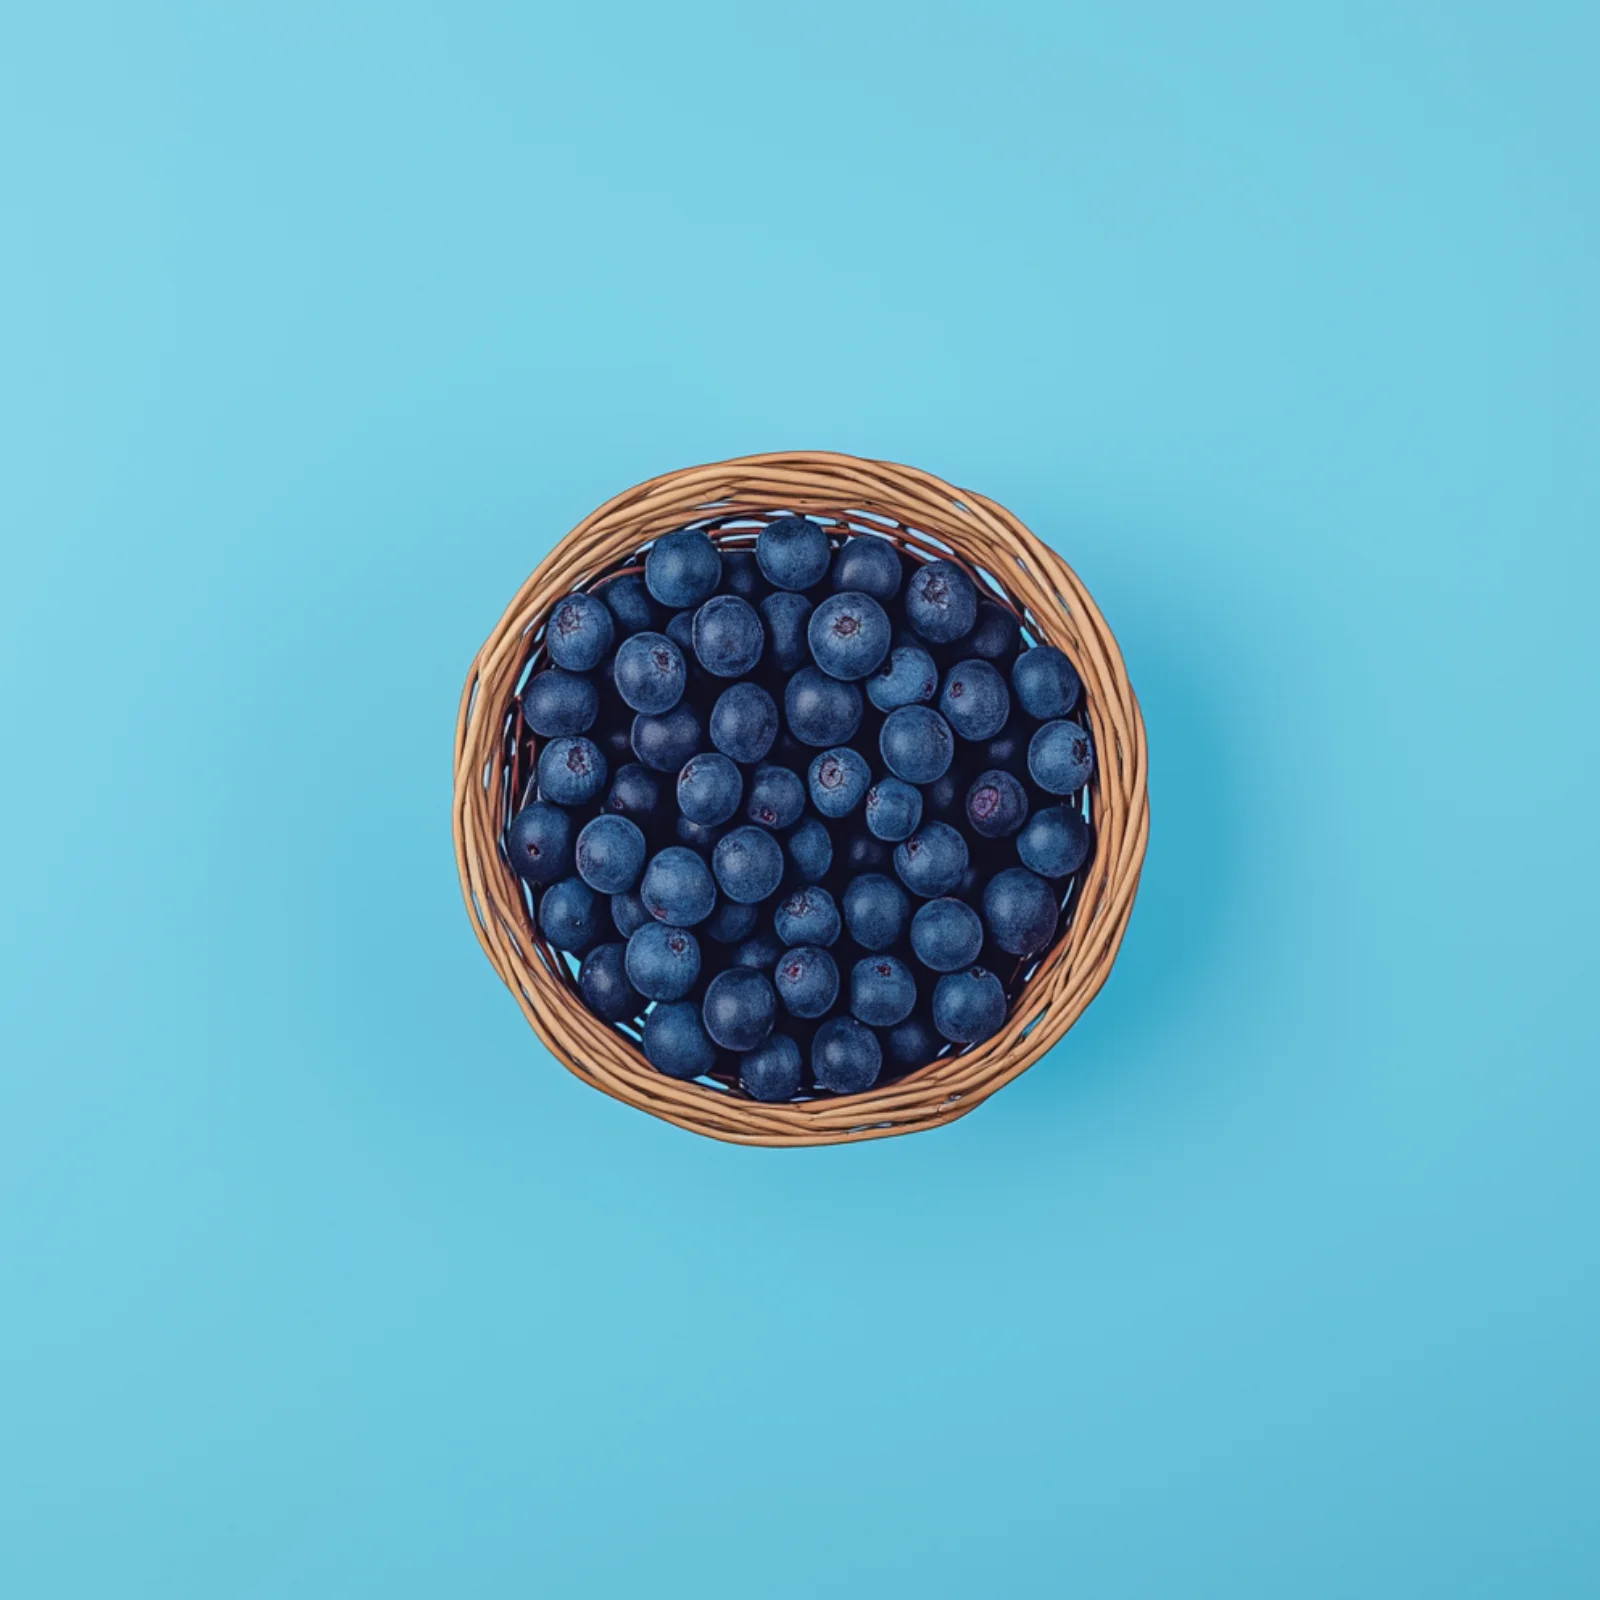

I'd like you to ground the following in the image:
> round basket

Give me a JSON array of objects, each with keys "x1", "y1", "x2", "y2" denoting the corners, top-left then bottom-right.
[{"x1": 453, "y1": 451, "x2": 1148, "y2": 1146}]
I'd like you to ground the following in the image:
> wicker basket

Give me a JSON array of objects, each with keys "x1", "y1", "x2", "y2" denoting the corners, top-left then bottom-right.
[{"x1": 454, "y1": 451, "x2": 1148, "y2": 1146}]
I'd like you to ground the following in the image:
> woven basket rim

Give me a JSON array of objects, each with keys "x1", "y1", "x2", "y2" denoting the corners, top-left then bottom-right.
[{"x1": 453, "y1": 450, "x2": 1149, "y2": 1146}]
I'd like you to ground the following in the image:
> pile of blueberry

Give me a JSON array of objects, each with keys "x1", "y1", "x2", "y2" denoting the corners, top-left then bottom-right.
[{"x1": 503, "y1": 516, "x2": 1094, "y2": 1102}]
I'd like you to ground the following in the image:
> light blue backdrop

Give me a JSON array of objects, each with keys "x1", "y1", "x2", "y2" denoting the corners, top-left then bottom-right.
[{"x1": 3, "y1": 2, "x2": 1596, "y2": 1595}]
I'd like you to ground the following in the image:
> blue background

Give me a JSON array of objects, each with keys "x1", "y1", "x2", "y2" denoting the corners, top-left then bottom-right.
[{"x1": 3, "y1": 2, "x2": 1596, "y2": 1595}]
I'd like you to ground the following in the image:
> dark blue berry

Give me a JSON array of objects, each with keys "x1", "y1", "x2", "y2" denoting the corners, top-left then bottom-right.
[
  {"x1": 721, "y1": 548, "x2": 767, "y2": 600},
  {"x1": 830, "y1": 536, "x2": 903, "y2": 602},
  {"x1": 645, "y1": 529, "x2": 721, "y2": 608},
  {"x1": 983, "y1": 867, "x2": 1060, "y2": 957},
  {"x1": 702, "y1": 967, "x2": 777, "y2": 1051},
  {"x1": 704, "y1": 898, "x2": 759, "y2": 943},
  {"x1": 850, "y1": 955, "x2": 917, "y2": 1027},
  {"x1": 775, "y1": 886, "x2": 841, "y2": 947},
  {"x1": 741, "y1": 1035, "x2": 803, "y2": 1101},
  {"x1": 894, "y1": 821, "x2": 969, "y2": 897},
  {"x1": 774, "y1": 944, "x2": 840, "y2": 1019},
  {"x1": 665, "y1": 608, "x2": 697, "y2": 657},
  {"x1": 842, "y1": 872, "x2": 910, "y2": 951},
  {"x1": 537, "y1": 736, "x2": 607, "y2": 805},
  {"x1": 922, "y1": 767, "x2": 968, "y2": 824},
  {"x1": 712, "y1": 825, "x2": 785, "y2": 904},
  {"x1": 904, "y1": 559, "x2": 978, "y2": 644},
  {"x1": 844, "y1": 831, "x2": 891, "y2": 872},
  {"x1": 980, "y1": 722, "x2": 1029, "y2": 777},
  {"x1": 883, "y1": 1011, "x2": 943, "y2": 1074},
  {"x1": 785, "y1": 668, "x2": 863, "y2": 747},
  {"x1": 613, "y1": 632, "x2": 686, "y2": 714},
  {"x1": 964, "y1": 769, "x2": 1029, "y2": 839},
  {"x1": 693, "y1": 594, "x2": 765, "y2": 677},
  {"x1": 866, "y1": 644, "x2": 939, "y2": 711},
  {"x1": 1011, "y1": 645, "x2": 1081, "y2": 720},
  {"x1": 709, "y1": 682, "x2": 779, "y2": 764},
  {"x1": 808, "y1": 590, "x2": 892, "y2": 680},
  {"x1": 1027, "y1": 720, "x2": 1095, "y2": 794},
  {"x1": 756, "y1": 515, "x2": 830, "y2": 590},
  {"x1": 675, "y1": 817, "x2": 725, "y2": 852},
  {"x1": 969, "y1": 602, "x2": 1021, "y2": 663},
  {"x1": 643, "y1": 1000, "x2": 716, "y2": 1079},
  {"x1": 676, "y1": 752, "x2": 743, "y2": 826},
  {"x1": 624, "y1": 922, "x2": 702, "y2": 1000},
  {"x1": 1017, "y1": 805, "x2": 1091, "y2": 878},
  {"x1": 910, "y1": 897, "x2": 984, "y2": 972},
  {"x1": 575, "y1": 814, "x2": 647, "y2": 894},
  {"x1": 592, "y1": 573, "x2": 659, "y2": 636},
  {"x1": 640, "y1": 846, "x2": 717, "y2": 926},
  {"x1": 744, "y1": 764, "x2": 805, "y2": 829},
  {"x1": 505, "y1": 801, "x2": 573, "y2": 886},
  {"x1": 879, "y1": 705, "x2": 955, "y2": 784},
  {"x1": 812, "y1": 1016, "x2": 881, "y2": 1093},
  {"x1": 785, "y1": 816, "x2": 833, "y2": 882},
  {"x1": 732, "y1": 929, "x2": 785, "y2": 971},
  {"x1": 630, "y1": 704, "x2": 702, "y2": 772},
  {"x1": 932, "y1": 966, "x2": 1006, "y2": 1044},
  {"x1": 808, "y1": 746, "x2": 871, "y2": 818},
  {"x1": 544, "y1": 592, "x2": 615, "y2": 671},
  {"x1": 537, "y1": 876, "x2": 604, "y2": 954},
  {"x1": 759, "y1": 591, "x2": 813, "y2": 672},
  {"x1": 864, "y1": 776, "x2": 922, "y2": 842},
  {"x1": 520, "y1": 669, "x2": 598, "y2": 737},
  {"x1": 578, "y1": 943, "x2": 642, "y2": 1022},
  {"x1": 939, "y1": 659, "x2": 1011, "y2": 741},
  {"x1": 611, "y1": 890, "x2": 651, "y2": 939}
]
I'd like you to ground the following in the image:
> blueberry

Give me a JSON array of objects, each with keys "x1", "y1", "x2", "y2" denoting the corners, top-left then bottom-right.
[
  {"x1": 968, "y1": 602, "x2": 1021, "y2": 663},
  {"x1": 575, "y1": 814, "x2": 647, "y2": 894},
  {"x1": 964, "y1": 769, "x2": 1029, "y2": 839},
  {"x1": 983, "y1": 867, "x2": 1060, "y2": 957},
  {"x1": 611, "y1": 890, "x2": 651, "y2": 939},
  {"x1": 882, "y1": 1010, "x2": 943, "y2": 1074},
  {"x1": 843, "y1": 832, "x2": 891, "y2": 873},
  {"x1": 537, "y1": 876, "x2": 604, "y2": 954},
  {"x1": 812, "y1": 1016, "x2": 882, "y2": 1094},
  {"x1": 863, "y1": 776, "x2": 922, "y2": 842},
  {"x1": 808, "y1": 590, "x2": 892, "y2": 680},
  {"x1": 712, "y1": 825, "x2": 785, "y2": 904},
  {"x1": 830, "y1": 536, "x2": 903, "y2": 601},
  {"x1": 520, "y1": 669, "x2": 599, "y2": 737},
  {"x1": 537, "y1": 736, "x2": 608, "y2": 805},
  {"x1": 1017, "y1": 804, "x2": 1091, "y2": 878},
  {"x1": 544, "y1": 592, "x2": 615, "y2": 671},
  {"x1": 664, "y1": 608, "x2": 697, "y2": 657},
  {"x1": 922, "y1": 767, "x2": 968, "y2": 825},
  {"x1": 980, "y1": 721, "x2": 1029, "y2": 777},
  {"x1": 643, "y1": 1000, "x2": 716, "y2": 1079},
  {"x1": 808, "y1": 745, "x2": 871, "y2": 818},
  {"x1": 842, "y1": 872, "x2": 910, "y2": 951},
  {"x1": 932, "y1": 966, "x2": 1007, "y2": 1044},
  {"x1": 702, "y1": 967, "x2": 777, "y2": 1051},
  {"x1": 775, "y1": 886, "x2": 841, "y2": 947},
  {"x1": 709, "y1": 682, "x2": 779, "y2": 764},
  {"x1": 505, "y1": 801, "x2": 573, "y2": 886},
  {"x1": 850, "y1": 955, "x2": 917, "y2": 1027},
  {"x1": 879, "y1": 706, "x2": 954, "y2": 784},
  {"x1": 675, "y1": 817, "x2": 726, "y2": 852},
  {"x1": 759, "y1": 591, "x2": 813, "y2": 672},
  {"x1": 1027, "y1": 720, "x2": 1095, "y2": 794},
  {"x1": 640, "y1": 846, "x2": 717, "y2": 926},
  {"x1": 704, "y1": 897, "x2": 760, "y2": 943},
  {"x1": 578, "y1": 942, "x2": 643, "y2": 1022},
  {"x1": 785, "y1": 668, "x2": 864, "y2": 747},
  {"x1": 630, "y1": 704, "x2": 703, "y2": 772},
  {"x1": 744, "y1": 764, "x2": 805, "y2": 829},
  {"x1": 612, "y1": 631, "x2": 686, "y2": 715},
  {"x1": 692, "y1": 594, "x2": 765, "y2": 677},
  {"x1": 741, "y1": 1035, "x2": 803, "y2": 1102},
  {"x1": 624, "y1": 922, "x2": 702, "y2": 1000},
  {"x1": 773, "y1": 944, "x2": 841, "y2": 1019},
  {"x1": 1011, "y1": 645, "x2": 1082, "y2": 720},
  {"x1": 939, "y1": 659, "x2": 1011, "y2": 741},
  {"x1": 721, "y1": 548, "x2": 766, "y2": 600},
  {"x1": 756, "y1": 514, "x2": 830, "y2": 590},
  {"x1": 904, "y1": 559, "x2": 978, "y2": 644},
  {"x1": 677, "y1": 752, "x2": 743, "y2": 826},
  {"x1": 592, "y1": 573, "x2": 659, "y2": 636},
  {"x1": 785, "y1": 816, "x2": 833, "y2": 882},
  {"x1": 910, "y1": 897, "x2": 985, "y2": 972},
  {"x1": 732, "y1": 929, "x2": 784, "y2": 971},
  {"x1": 894, "y1": 821, "x2": 969, "y2": 898},
  {"x1": 866, "y1": 644, "x2": 939, "y2": 711},
  {"x1": 645, "y1": 529, "x2": 721, "y2": 608}
]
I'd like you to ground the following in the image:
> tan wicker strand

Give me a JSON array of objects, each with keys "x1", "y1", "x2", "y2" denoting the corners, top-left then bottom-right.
[{"x1": 453, "y1": 452, "x2": 1149, "y2": 1146}]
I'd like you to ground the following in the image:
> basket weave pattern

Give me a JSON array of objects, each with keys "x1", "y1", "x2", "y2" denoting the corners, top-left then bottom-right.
[{"x1": 453, "y1": 452, "x2": 1148, "y2": 1146}]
